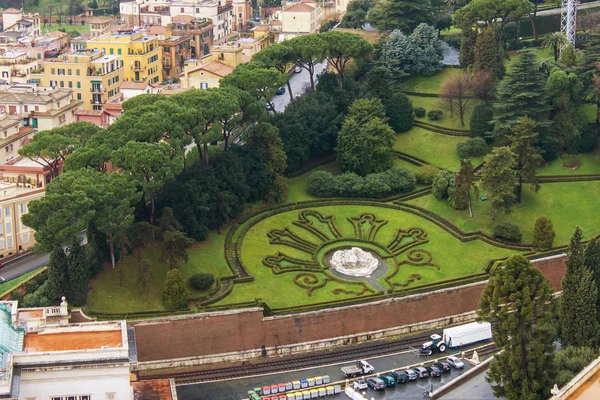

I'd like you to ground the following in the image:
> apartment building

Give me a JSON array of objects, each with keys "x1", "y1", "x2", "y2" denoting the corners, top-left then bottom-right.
[
  {"x1": 148, "y1": 25, "x2": 193, "y2": 80},
  {"x1": 180, "y1": 42, "x2": 242, "y2": 89},
  {"x1": 170, "y1": 0, "x2": 233, "y2": 41},
  {"x1": 88, "y1": 17, "x2": 117, "y2": 37},
  {"x1": 0, "y1": 113, "x2": 34, "y2": 166},
  {"x1": 232, "y1": 0, "x2": 251, "y2": 31},
  {"x1": 87, "y1": 30, "x2": 163, "y2": 84},
  {"x1": 120, "y1": 0, "x2": 172, "y2": 27},
  {"x1": 0, "y1": 51, "x2": 40, "y2": 84},
  {"x1": 170, "y1": 15, "x2": 214, "y2": 58},
  {"x1": 281, "y1": 0, "x2": 322, "y2": 37},
  {"x1": 0, "y1": 85, "x2": 82, "y2": 134},
  {"x1": 1, "y1": 9, "x2": 41, "y2": 38},
  {"x1": 30, "y1": 49, "x2": 124, "y2": 111}
]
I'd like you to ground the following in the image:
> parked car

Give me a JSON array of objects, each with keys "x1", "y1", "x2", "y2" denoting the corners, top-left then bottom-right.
[
  {"x1": 352, "y1": 379, "x2": 368, "y2": 390},
  {"x1": 379, "y1": 375, "x2": 396, "y2": 387},
  {"x1": 404, "y1": 369, "x2": 418, "y2": 381},
  {"x1": 447, "y1": 355, "x2": 465, "y2": 369},
  {"x1": 366, "y1": 377, "x2": 386, "y2": 391},
  {"x1": 0, "y1": 262, "x2": 4, "y2": 269},
  {"x1": 426, "y1": 365, "x2": 442, "y2": 378},
  {"x1": 0, "y1": 277, "x2": 5, "y2": 283},
  {"x1": 391, "y1": 370, "x2": 410, "y2": 384},
  {"x1": 434, "y1": 361, "x2": 451, "y2": 373},
  {"x1": 275, "y1": 87, "x2": 286, "y2": 95},
  {"x1": 413, "y1": 366, "x2": 429, "y2": 379},
  {"x1": 294, "y1": 65, "x2": 302, "y2": 73}
]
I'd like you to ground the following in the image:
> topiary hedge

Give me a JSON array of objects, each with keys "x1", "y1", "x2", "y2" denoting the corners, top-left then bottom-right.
[
  {"x1": 456, "y1": 137, "x2": 488, "y2": 158},
  {"x1": 414, "y1": 107, "x2": 426, "y2": 118},
  {"x1": 189, "y1": 273, "x2": 215, "y2": 291},
  {"x1": 492, "y1": 223, "x2": 523, "y2": 242},
  {"x1": 427, "y1": 110, "x2": 443, "y2": 120},
  {"x1": 416, "y1": 165, "x2": 440, "y2": 185}
]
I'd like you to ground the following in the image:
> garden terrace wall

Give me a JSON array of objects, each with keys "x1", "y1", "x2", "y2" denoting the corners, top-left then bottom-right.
[{"x1": 133, "y1": 255, "x2": 566, "y2": 363}]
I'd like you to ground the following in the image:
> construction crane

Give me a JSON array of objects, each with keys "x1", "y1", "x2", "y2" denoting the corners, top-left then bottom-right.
[{"x1": 561, "y1": 0, "x2": 577, "y2": 48}]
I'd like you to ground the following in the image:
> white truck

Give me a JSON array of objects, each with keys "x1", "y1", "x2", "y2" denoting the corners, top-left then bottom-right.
[
  {"x1": 420, "y1": 322, "x2": 492, "y2": 355},
  {"x1": 341, "y1": 360, "x2": 375, "y2": 378}
]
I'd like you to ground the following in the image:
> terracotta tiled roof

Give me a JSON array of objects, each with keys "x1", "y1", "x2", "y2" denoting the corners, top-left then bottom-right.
[
  {"x1": 172, "y1": 15, "x2": 196, "y2": 24},
  {"x1": 49, "y1": 31, "x2": 69, "y2": 39},
  {"x1": 195, "y1": 61, "x2": 234, "y2": 77},
  {"x1": 88, "y1": 17, "x2": 114, "y2": 24},
  {"x1": 148, "y1": 26, "x2": 169, "y2": 35},
  {"x1": 132, "y1": 380, "x2": 174, "y2": 400},
  {"x1": 121, "y1": 82, "x2": 149, "y2": 90},
  {"x1": 2, "y1": 8, "x2": 22, "y2": 14},
  {"x1": 74, "y1": 109, "x2": 104, "y2": 116},
  {"x1": 285, "y1": 3, "x2": 314, "y2": 12}
]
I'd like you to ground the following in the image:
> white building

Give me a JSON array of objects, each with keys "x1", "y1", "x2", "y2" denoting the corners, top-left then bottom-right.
[
  {"x1": 170, "y1": 0, "x2": 233, "y2": 41},
  {"x1": 0, "y1": 299, "x2": 138, "y2": 400},
  {"x1": 0, "y1": 51, "x2": 41, "y2": 84}
]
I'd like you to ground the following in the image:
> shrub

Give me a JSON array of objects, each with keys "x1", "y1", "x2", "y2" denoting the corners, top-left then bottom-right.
[
  {"x1": 427, "y1": 110, "x2": 443, "y2": 120},
  {"x1": 307, "y1": 167, "x2": 416, "y2": 198},
  {"x1": 189, "y1": 273, "x2": 215, "y2": 291},
  {"x1": 492, "y1": 223, "x2": 522, "y2": 242},
  {"x1": 432, "y1": 170, "x2": 455, "y2": 200},
  {"x1": 456, "y1": 137, "x2": 488, "y2": 158},
  {"x1": 22, "y1": 281, "x2": 51, "y2": 308},
  {"x1": 554, "y1": 346, "x2": 599, "y2": 387},
  {"x1": 162, "y1": 269, "x2": 189, "y2": 310},
  {"x1": 414, "y1": 107, "x2": 426, "y2": 118},
  {"x1": 532, "y1": 216, "x2": 555, "y2": 250},
  {"x1": 470, "y1": 103, "x2": 494, "y2": 138},
  {"x1": 415, "y1": 165, "x2": 440, "y2": 184}
]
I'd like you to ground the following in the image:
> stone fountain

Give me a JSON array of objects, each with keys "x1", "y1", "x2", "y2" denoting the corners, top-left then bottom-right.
[{"x1": 329, "y1": 247, "x2": 379, "y2": 277}]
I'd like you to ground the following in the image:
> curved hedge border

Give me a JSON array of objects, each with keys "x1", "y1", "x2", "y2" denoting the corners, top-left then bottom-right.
[{"x1": 414, "y1": 120, "x2": 471, "y2": 136}]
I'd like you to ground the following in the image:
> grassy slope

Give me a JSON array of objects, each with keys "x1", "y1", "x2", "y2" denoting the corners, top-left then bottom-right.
[
  {"x1": 399, "y1": 68, "x2": 465, "y2": 94},
  {"x1": 0, "y1": 268, "x2": 44, "y2": 296},
  {"x1": 408, "y1": 95, "x2": 473, "y2": 130},
  {"x1": 87, "y1": 231, "x2": 233, "y2": 313},
  {"x1": 394, "y1": 126, "x2": 484, "y2": 170},
  {"x1": 537, "y1": 149, "x2": 600, "y2": 176},
  {"x1": 41, "y1": 23, "x2": 90, "y2": 34},
  {"x1": 218, "y1": 204, "x2": 519, "y2": 308},
  {"x1": 408, "y1": 181, "x2": 600, "y2": 245}
]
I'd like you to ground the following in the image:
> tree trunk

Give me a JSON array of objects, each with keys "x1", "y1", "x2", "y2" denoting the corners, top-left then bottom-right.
[
  {"x1": 196, "y1": 138, "x2": 203, "y2": 163},
  {"x1": 203, "y1": 142, "x2": 209, "y2": 166},
  {"x1": 458, "y1": 101, "x2": 464, "y2": 126},
  {"x1": 517, "y1": 172, "x2": 523, "y2": 202},
  {"x1": 337, "y1": 71, "x2": 343, "y2": 90},
  {"x1": 530, "y1": 6, "x2": 538, "y2": 41},
  {"x1": 108, "y1": 231, "x2": 116, "y2": 269},
  {"x1": 490, "y1": 207, "x2": 495, "y2": 220},
  {"x1": 308, "y1": 63, "x2": 315, "y2": 91},
  {"x1": 150, "y1": 193, "x2": 156, "y2": 240},
  {"x1": 468, "y1": 196, "x2": 473, "y2": 218},
  {"x1": 286, "y1": 80, "x2": 294, "y2": 103}
]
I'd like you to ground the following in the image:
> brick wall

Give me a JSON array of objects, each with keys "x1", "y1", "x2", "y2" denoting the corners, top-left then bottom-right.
[{"x1": 134, "y1": 256, "x2": 567, "y2": 362}]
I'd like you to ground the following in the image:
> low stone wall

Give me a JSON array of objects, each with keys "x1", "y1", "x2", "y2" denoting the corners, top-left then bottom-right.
[{"x1": 133, "y1": 255, "x2": 566, "y2": 364}]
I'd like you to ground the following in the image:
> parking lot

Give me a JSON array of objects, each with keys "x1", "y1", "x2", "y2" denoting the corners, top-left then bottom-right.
[{"x1": 176, "y1": 345, "x2": 481, "y2": 400}]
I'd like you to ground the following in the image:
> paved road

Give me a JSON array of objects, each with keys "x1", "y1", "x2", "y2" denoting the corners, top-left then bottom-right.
[
  {"x1": 0, "y1": 252, "x2": 49, "y2": 281},
  {"x1": 440, "y1": 367, "x2": 498, "y2": 400},
  {"x1": 176, "y1": 344, "x2": 485, "y2": 400},
  {"x1": 271, "y1": 62, "x2": 328, "y2": 114}
]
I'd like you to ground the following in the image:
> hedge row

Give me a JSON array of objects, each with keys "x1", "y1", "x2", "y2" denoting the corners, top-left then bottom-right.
[
  {"x1": 413, "y1": 120, "x2": 471, "y2": 137},
  {"x1": 399, "y1": 91, "x2": 475, "y2": 99},
  {"x1": 393, "y1": 150, "x2": 436, "y2": 168}
]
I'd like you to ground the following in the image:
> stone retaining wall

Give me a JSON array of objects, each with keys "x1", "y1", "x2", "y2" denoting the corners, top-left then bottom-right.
[{"x1": 134, "y1": 255, "x2": 566, "y2": 364}]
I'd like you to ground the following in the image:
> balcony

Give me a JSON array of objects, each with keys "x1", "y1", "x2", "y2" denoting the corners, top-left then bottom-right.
[
  {"x1": 90, "y1": 87, "x2": 106, "y2": 93},
  {"x1": 90, "y1": 98, "x2": 104, "y2": 105},
  {"x1": 133, "y1": 64, "x2": 145, "y2": 71}
]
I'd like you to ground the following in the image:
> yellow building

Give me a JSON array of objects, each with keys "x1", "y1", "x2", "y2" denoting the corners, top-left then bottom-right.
[
  {"x1": 281, "y1": 0, "x2": 322, "y2": 37},
  {"x1": 29, "y1": 49, "x2": 123, "y2": 111},
  {"x1": 87, "y1": 30, "x2": 163, "y2": 85},
  {"x1": 179, "y1": 43, "x2": 243, "y2": 89}
]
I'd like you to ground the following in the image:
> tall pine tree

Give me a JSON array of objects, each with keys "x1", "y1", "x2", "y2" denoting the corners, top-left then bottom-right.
[
  {"x1": 478, "y1": 254, "x2": 556, "y2": 400},
  {"x1": 47, "y1": 247, "x2": 69, "y2": 302},
  {"x1": 67, "y1": 240, "x2": 90, "y2": 306},
  {"x1": 493, "y1": 49, "x2": 550, "y2": 142},
  {"x1": 560, "y1": 227, "x2": 599, "y2": 347},
  {"x1": 480, "y1": 146, "x2": 517, "y2": 220},
  {"x1": 584, "y1": 236, "x2": 600, "y2": 326},
  {"x1": 509, "y1": 117, "x2": 543, "y2": 202},
  {"x1": 473, "y1": 28, "x2": 499, "y2": 78}
]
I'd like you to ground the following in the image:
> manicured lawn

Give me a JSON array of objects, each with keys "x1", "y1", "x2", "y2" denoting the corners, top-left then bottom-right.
[
  {"x1": 393, "y1": 157, "x2": 421, "y2": 172},
  {"x1": 441, "y1": 26, "x2": 462, "y2": 36},
  {"x1": 408, "y1": 181, "x2": 600, "y2": 245},
  {"x1": 408, "y1": 95, "x2": 473, "y2": 130},
  {"x1": 537, "y1": 150, "x2": 600, "y2": 176},
  {"x1": 394, "y1": 126, "x2": 485, "y2": 169},
  {"x1": 218, "y1": 204, "x2": 519, "y2": 309},
  {"x1": 399, "y1": 68, "x2": 465, "y2": 94},
  {"x1": 0, "y1": 268, "x2": 45, "y2": 297},
  {"x1": 41, "y1": 23, "x2": 90, "y2": 35},
  {"x1": 86, "y1": 231, "x2": 233, "y2": 314}
]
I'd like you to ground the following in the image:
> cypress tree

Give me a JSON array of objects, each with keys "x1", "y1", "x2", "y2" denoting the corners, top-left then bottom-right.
[
  {"x1": 162, "y1": 269, "x2": 189, "y2": 310},
  {"x1": 459, "y1": 29, "x2": 477, "y2": 68},
  {"x1": 532, "y1": 216, "x2": 555, "y2": 250},
  {"x1": 47, "y1": 247, "x2": 68, "y2": 302},
  {"x1": 560, "y1": 227, "x2": 599, "y2": 347},
  {"x1": 584, "y1": 236, "x2": 600, "y2": 326},
  {"x1": 493, "y1": 49, "x2": 550, "y2": 142},
  {"x1": 67, "y1": 240, "x2": 90, "y2": 306},
  {"x1": 473, "y1": 28, "x2": 499, "y2": 77},
  {"x1": 385, "y1": 92, "x2": 414, "y2": 133},
  {"x1": 509, "y1": 117, "x2": 543, "y2": 202},
  {"x1": 470, "y1": 103, "x2": 494, "y2": 138},
  {"x1": 478, "y1": 254, "x2": 556, "y2": 400}
]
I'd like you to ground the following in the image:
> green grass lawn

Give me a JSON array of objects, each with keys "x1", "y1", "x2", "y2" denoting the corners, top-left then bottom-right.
[
  {"x1": 408, "y1": 181, "x2": 600, "y2": 245},
  {"x1": 86, "y1": 231, "x2": 234, "y2": 314},
  {"x1": 218, "y1": 204, "x2": 520, "y2": 309},
  {"x1": 0, "y1": 267, "x2": 45, "y2": 297},
  {"x1": 408, "y1": 95, "x2": 472, "y2": 130},
  {"x1": 537, "y1": 150, "x2": 600, "y2": 176},
  {"x1": 41, "y1": 23, "x2": 90, "y2": 35},
  {"x1": 399, "y1": 68, "x2": 465, "y2": 94},
  {"x1": 505, "y1": 46, "x2": 554, "y2": 73},
  {"x1": 394, "y1": 126, "x2": 485, "y2": 169}
]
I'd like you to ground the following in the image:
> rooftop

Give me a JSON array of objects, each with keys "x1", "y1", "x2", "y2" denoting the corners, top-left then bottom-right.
[
  {"x1": 4, "y1": 156, "x2": 45, "y2": 168},
  {"x1": 185, "y1": 60, "x2": 233, "y2": 77},
  {"x1": 132, "y1": 379, "x2": 174, "y2": 400},
  {"x1": 0, "y1": 51, "x2": 26, "y2": 59},
  {"x1": 284, "y1": 3, "x2": 315, "y2": 12},
  {"x1": 2, "y1": 8, "x2": 21, "y2": 14},
  {"x1": 23, "y1": 327, "x2": 124, "y2": 353}
]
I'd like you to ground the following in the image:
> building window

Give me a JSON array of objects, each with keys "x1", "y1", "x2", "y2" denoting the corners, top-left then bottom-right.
[
  {"x1": 118, "y1": 48, "x2": 121, "y2": 55},
  {"x1": 110, "y1": 48, "x2": 114, "y2": 54},
  {"x1": 77, "y1": 93, "x2": 81, "y2": 100},
  {"x1": 4, "y1": 207, "x2": 9, "y2": 217},
  {"x1": 6, "y1": 223, "x2": 11, "y2": 234},
  {"x1": 77, "y1": 82, "x2": 81, "y2": 88},
  {"x1": 22, "y1": 234, "x2": 28, "y2": 243},
  {"x1": 0, "y1": 225, "x2": 4, "y2": 235},
  {"x1": 51, "y1": 68, "x2": 55, "y2": 74},
  {"x1": 181, "y1": 7, "x2": 184, "y2": 12},
  {"x1": 7, "y1": 237, "x2": 12, "y2": 248},
  {"x1": 68, "y1": 69, "x2": 72, "y2": 75},
  {"x1": 60, "y1": 81, "x2": 64, "y2": 88},
  {"x1": 0, "y1": 240, "x2": 5, "y2": 250},
  {"x1": 76, "y1": 69, "x2": 80, "y2": 76},
  {"x1": 58, "y1": 68, "x2": 65, "y2": 75},
  {"x1": 68, "y1": 81, "x2": 73, "y2": 88},
  {"x1": 35, "y1": 106, "x2": 39, "y2": 111}
]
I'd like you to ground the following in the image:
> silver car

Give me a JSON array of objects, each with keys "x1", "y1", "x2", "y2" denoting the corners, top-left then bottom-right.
[{"x1": 446, "y1": 355, "x2": 465, "y2": 369}]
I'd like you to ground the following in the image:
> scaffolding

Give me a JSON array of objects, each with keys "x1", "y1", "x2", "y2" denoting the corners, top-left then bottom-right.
[{"x1": 560, "y1": 0, "x2": 577, "y2": 49}]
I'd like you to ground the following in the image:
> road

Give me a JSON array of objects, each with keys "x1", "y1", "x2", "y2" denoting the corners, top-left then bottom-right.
[
  {"x1": 440, "y1": 366, "x2": 498, "y2": 400},
  {"x1": 176, "y1": 344, "x2": 488, "y2": 400},
  {"x1": 270, "y1": 62, "x2": 328, "y2": 114},
  {"x1": 0, "y1": 252, "x2": 49, "y2": 281}
]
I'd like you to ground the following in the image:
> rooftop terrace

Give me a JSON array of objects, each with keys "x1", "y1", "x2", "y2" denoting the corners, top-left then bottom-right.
[{"x1": 23, "y1": 328, "x2": 123, "y2": 353}]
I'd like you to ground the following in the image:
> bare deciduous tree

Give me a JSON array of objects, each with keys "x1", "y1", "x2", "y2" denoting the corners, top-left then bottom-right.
[
  {"x1": 438, "y1": 72, "x2": 473, "y2": 127},
  {"x1": 469, "y1": 70, "x2": 496, "y2": 104}
]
